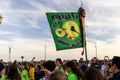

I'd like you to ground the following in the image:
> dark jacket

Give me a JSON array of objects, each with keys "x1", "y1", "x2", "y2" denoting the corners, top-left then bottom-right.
[{"x1": 109, "y1": 71, "x2": 120, "y2": 80}]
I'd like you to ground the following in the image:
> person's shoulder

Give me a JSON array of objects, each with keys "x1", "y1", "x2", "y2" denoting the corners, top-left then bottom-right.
[
  {"x1": 69, "y1": 73, "x2": 77, "y2": 78},
  {"x1": 0, "y1": 75, "x2": 6, "y2": 80},
  {"x1": 117, "y1": 71, "x2": 120, "y2": 76},
  {"x1": 113, "y1": 71, "x2": 120, "y2": 79},
  {"x1": 114, "y1": 71, "x2": 120, "y2": 75},
  {"x1": 68, "y1": 73, "x2": 77, "y2": 80}
]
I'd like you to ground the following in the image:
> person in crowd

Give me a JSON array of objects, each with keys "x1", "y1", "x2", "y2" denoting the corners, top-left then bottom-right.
[
  {"x1": 49, "y1": 71, "x2": 67, "y2": 80},
  {"x1": 87, "y1": 60, "x2": 92, "y2": 68},
  {"x1": 6, "y1": 63, "x2": 24, "y2": 80},
  {"x1": 91, "y1": 57, "x2": 101, "y2": 69},
  {"x1": 55, "y1": 58, "x2": 64, "y2": 72},
  {"x1": 65, "y1": 60, "x2": 83, "y2": 80},
  {"x1": 78, "y1": 58, "x2": 83, "y2": 68},
  {"x1": 0, "y1": 62, "x2": 5, "y2": 80},
  {"x1": 108, "y1": 56, "x2": 120, "y2": 80},
  {"x1": 1, "y1": 65, "x2": 9, "y2": 80},
  {"x1": 40, "y1": 60, "x2": 56, "y2": 80},
  {"x1": 80, "y1": 61, "x2": 87, "y2": 72},
  {"x1": 35, "y1": 65, "x2": 43, "y2": 80},
  {"x1": 78, "y1": 58, "x2": 87, "y2": 72},
  {"x1": 83, "y1": 67, "x2": 104, "y2": 80},
  {"x1": 101, "y1": 59, "x2": 109, "y2": 76},
  {"x1": 43, "y1": 60, "x2": 56, "y2": 73},
  {"x1": 29, "y1": 63, "x2": 35, "y2": 80},
  {"x1": 104, "y1": 64, "x2": 112, "y2": 80},
  {"x1": 21, "y1": 63, "x2": 29, "y2": 80}
]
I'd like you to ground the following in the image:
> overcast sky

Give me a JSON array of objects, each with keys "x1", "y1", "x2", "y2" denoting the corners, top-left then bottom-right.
[{"x1": 0, "y1": 0, "x2": 120, "y2": 62}]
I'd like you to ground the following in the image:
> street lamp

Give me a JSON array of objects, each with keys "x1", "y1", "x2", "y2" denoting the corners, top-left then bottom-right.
[
  {"x1": 45, "y1": 44, "x2": 46, "y2": 61},
  {"x1": 95, "y1": 42, "x2": 97, "y2": 59},
  {"x1": 21, "y1": 56, "x2": 24, "y2": 63},
  {"x1": 9, "y1": 47, "x2": 12, "y2": 62},
  {"x1": 0, "y1": 15, "x2": 3, "y2": 24}
]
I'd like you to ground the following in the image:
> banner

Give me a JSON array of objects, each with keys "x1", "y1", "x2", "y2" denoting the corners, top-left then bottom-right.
[{"x1": 46, "y1": 12, "x2": 83, "y2": 50}]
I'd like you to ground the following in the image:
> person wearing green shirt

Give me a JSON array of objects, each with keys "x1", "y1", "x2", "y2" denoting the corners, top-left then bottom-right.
[
  {"x1": 21, "y1": 64, "x2": 29, "y2": 80},
  {"x1": 66, "y1": 60, "x2": 83, "y2": 80},
  {"x1": 67, "y1": 71, "x2": 78, "y2": 80},
  {"x1": 0, "y1": 75, "x2": 7, "y2": 80},
  {"x1": 6, "y1": 63, "x2": 25, "y2": 80},
  {"x1": 55, "y1": 58, "x2": 64, "y2": 72}
]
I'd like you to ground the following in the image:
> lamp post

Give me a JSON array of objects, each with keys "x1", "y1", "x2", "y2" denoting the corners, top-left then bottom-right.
[
  {"x1": 95, "y1": 42, "x2": 97, "y2": 59},
  {"x1": 45, "y1": 44, "x2": 46, "y2": 61},
  {"x1": 9, "y1": 47, "x2": 11, "y2": 62},
  {"x1": 21, "y1": 56, "x2": 24, "y2": 63},
  {"x1": 0, "y1": 15, "x2": 3, "y2": 24}
]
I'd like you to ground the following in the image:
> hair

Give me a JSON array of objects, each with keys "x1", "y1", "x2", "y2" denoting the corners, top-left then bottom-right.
[
  {"x1": 66, "y1": 60, "x2": 83, "y2": 80},
  {"x1": 7, "y1": 63, "x2": 22, "y2": 80},
  {"x1": 5, "y1": 65, "x2": 9, "y2": 76},
  {"x1": 0, "y1": 62, "x2": 4, "y2": 72},
  {"x1": 112, "y1": 56, "x2": 120, "y2": 69},
  {"x1": 0, "y1": 62, "x2": 4, "y2": 78},
  {"x1": 43, "y1": 60, "x2": 56, "y2": 72},
  {"x1": 83, "y1": 67, "x2": 104, "y2": 80},
  {"x1": 37, "y1": 65, "x2": 41, "y2": 71},
  {"x1": 30, "y1": 63, "x2": 34, "y2": 67},
  {"x1": 56, "y1": 58, "x2": 63, "y2": 65},
  {"x1": 49, "y1": 71, "x2": 67, "y2": 80}
]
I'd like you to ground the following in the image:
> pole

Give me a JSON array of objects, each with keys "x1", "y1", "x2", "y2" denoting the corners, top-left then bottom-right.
[
  {"x1": 9, "y1": 47, "x2": 11, "y2": 62},
  {"x1": 22, "y1": 58, "x2": 23, "y2": 63},
  {"x1": 21, "y1": 56, "x2": 24, "y2": 63},
  {"x1": 79, "y1": 7, "x2": 88, "y2": 62},
  {"x1": 45, "y1": 44, "x2": 46, "y2": 61},
  {"x1": 85, "y1": 43, "x2": 88, "y2": 62},
  {"x1": 95, "y1": 42, "x2": 97, "y2": 59},
  {"x1": 81, "y1": 0, "x2": 83, "y2": 7}
]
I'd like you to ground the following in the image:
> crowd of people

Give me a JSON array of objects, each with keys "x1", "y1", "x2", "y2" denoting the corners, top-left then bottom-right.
[{"x1": 0, "y1": 56, "x2": 120, "y2": 80}]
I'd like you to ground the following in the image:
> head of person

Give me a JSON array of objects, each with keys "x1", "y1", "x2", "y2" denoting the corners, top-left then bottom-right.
[
  {"x1": 43, "y1": 60, "x2": 56, "y2": 72},
  {"x1": 83, "y1": 67, "x2": 104, "y2": 80},
  {"x1": 92, "y1": 57, "x2": 97, "y2": 63},
  {"x1": 7, "y1": 63, "x2": 21, "y2": 80},
  {"x1": 104, "y1": 59, "x2": 108, "y2": 65},
  {"x1": 56, "y1": 58, "x2": 62, "y2": 66},
  {"x1": 21, "y1": 62, "x2": 27, "y2": 70},
  {"x1": 111, "y1": 56, "x2": 120, "y2": 73},
  {"x1": 65, "y1": 60, "x2": 77, "y2": 73},
  {"x1": 79, "y1": 58, "x2": 83, "y2": 62},
  {"x1": 66, "y1": 60, "x2": 83, "y2": 80},
  {"x1": 49, "y1": 71, "x2": 67, "y2": 80},
  {"x1": 90, "y1": 57, "x2": 100, "y2": 69},
  {"x1": 30, "y1": 63, "x2": 34, "y2": 67}
]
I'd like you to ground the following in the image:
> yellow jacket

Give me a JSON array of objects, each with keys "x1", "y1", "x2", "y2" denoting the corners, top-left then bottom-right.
[{"x1": 29, "y1": 67, "x2": 35, "y2": 80}]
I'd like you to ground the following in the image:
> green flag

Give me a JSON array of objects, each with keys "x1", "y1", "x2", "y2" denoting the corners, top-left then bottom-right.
[{"x1": 46, "y1": 12, "x2": 83, "y2": 51}]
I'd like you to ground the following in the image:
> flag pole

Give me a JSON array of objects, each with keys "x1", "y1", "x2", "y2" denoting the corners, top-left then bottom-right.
[
  {"x1": 79, "y1": 6, "x2": 88, "y2": 63},
  {"x1": 81, "y1": 0, "x2": 83, "y2": 7}
]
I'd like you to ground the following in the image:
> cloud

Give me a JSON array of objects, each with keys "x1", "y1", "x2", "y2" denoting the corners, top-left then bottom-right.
[
  {"x1": 0, "y1": 0, "x2": 120, "y2": 61},
  {"x1": 82, "y1": 0, "x2": 120, "y2": 43}
]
